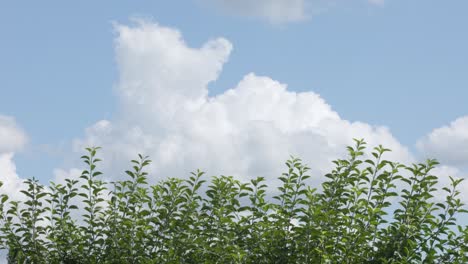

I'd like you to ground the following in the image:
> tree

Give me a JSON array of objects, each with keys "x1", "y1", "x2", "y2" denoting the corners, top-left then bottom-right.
[{"x1": 1, "y1": 139, "x2": 467, "y2": 263}]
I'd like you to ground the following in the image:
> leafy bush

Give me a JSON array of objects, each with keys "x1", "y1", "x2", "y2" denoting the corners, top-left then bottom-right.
[{"x1": 1, "y1": 139, "x2": 467, "y2": 263}]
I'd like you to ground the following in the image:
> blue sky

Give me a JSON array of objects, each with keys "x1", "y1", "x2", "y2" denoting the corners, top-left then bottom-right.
[{"x1": 0, "y1": 0, "x2": 467, "y2": 190}]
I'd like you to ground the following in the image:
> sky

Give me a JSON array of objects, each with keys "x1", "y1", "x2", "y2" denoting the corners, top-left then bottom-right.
[{"x1": 1, "y1": 0, "x2": 468, "y2": 205}]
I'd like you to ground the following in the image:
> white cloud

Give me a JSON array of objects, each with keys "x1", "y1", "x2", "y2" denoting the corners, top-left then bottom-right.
[
  {"x1": 0, "y1": 115, "x2": 27, "y2": 201},
  {"x1": 0, "y1": 153, "x2": 26, "y2": 201},
  {"x1": 417, "y1": 116, "x2": 468, "y2": 167},
  {"x1": 0, "y1": 115, "x2": 27, "y2": 154},
  {"x1": 430, "y1": 166, "x2": 468, "y2": 226},
  {"x1": 0, "y1": 116, "x2": 28, "y2": 262},
  {"x1": 431, "y1": 165, "x2": 468, "y2": 203},
  {"x1": 70, "y1": 20, "x2": 413, "y2": 189}
]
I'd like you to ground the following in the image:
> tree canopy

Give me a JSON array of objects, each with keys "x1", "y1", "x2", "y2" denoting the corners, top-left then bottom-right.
[{"x1": 1, "y1": 139, "x2": 467, "y2": 263}]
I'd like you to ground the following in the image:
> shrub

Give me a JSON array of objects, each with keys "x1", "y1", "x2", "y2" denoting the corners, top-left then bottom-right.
[{"x1": 1, "y1": 139, "x2": 467, "y2": 263}]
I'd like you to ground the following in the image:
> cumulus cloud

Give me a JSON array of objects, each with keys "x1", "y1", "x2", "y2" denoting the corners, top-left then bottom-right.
[
  {"x1": 417, "y1": 116, "x2": 468, "y2": 167},
  {"x1": 431, "y1": 165, "x2": 468, "y2": 203},
  {"x1": 0, "y1": 115, "x2": 27, "y2": 201},
  {"x1": 0, "y1": 115, "x2": 27, "y2": 154},
  {"x1": 69, "y1": 20, "x2": 413, "y2": 189},
  {"x1": 0, "y1": 116, "x2": 28, "y2": 262},
  {"x1": 0, "y1": 153, "x2": 26, "y2": 201}
]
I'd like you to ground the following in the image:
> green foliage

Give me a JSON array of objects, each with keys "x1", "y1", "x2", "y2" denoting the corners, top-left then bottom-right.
[{"x1": 1, "y1": 139, "x2": 468, "y2": 263}]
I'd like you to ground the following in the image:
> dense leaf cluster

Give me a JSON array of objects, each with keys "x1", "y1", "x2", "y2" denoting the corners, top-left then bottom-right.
[{"x1": 1, "y1": 139, "x2": 467, "y2": 263}]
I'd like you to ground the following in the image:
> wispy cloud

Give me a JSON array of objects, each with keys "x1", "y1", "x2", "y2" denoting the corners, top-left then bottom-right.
[
  {"x1": 203, "y1": 0, "x2": 308, "y2": 23},
  {"x1": 202, "y1": 0, "x2": 386, "y2": 24},
  {"x1": 368, "y1": 0, "x2": 385, "y2": 6}
]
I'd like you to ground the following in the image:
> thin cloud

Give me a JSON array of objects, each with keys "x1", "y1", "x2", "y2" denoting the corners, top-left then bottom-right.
[
  {"x1": 203, "y1": 0, "x2": 308, "y2": 23},
  {"x1": 201, "y1": 0, "x2": 386, "y2": 24},
  {"x1": 368, "y1": 0, "x2": 385, "y2": 6}
]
